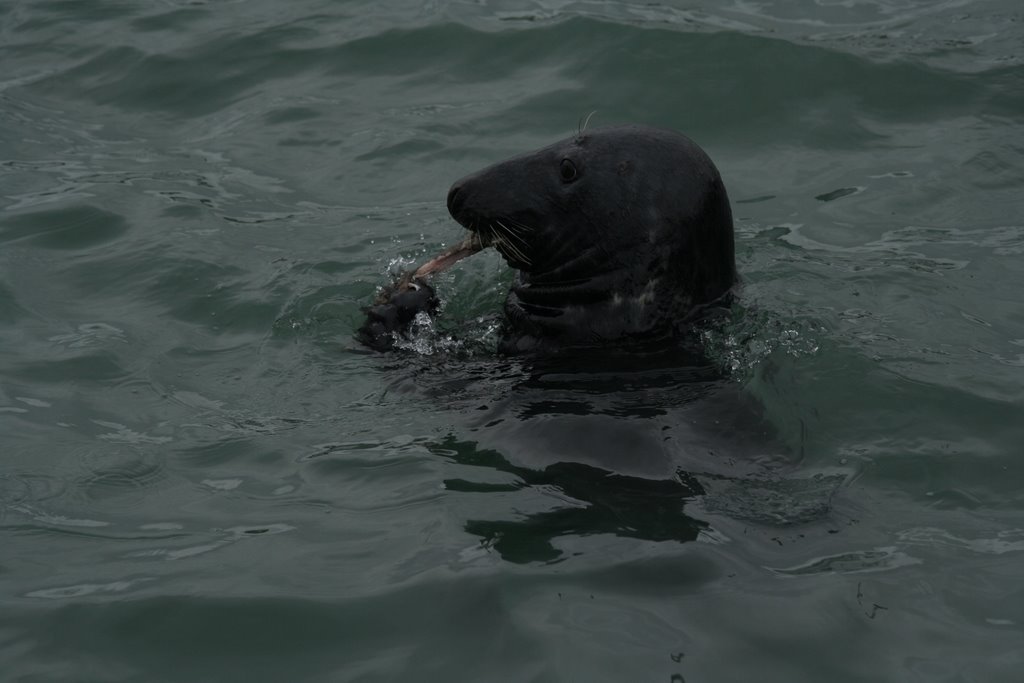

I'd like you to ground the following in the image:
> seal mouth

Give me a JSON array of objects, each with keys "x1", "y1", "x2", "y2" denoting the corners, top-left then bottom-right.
[
  {"x1": 447, "y1": 182, "x2": 535, "y2": 269},
  {"x1": 410, "y1": 215, "x2": 534, "y2": 280},
  {"x1": 446, "y1": 212, "x2": 534, "y2": 271}
]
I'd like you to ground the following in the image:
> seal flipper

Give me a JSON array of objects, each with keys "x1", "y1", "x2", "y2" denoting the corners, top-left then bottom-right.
[{"x1": 356, "y1": 277, "x2": 439, "y2": 351}]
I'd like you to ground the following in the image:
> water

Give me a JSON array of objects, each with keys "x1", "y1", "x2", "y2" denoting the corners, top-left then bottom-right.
[{"x1": 2, "y1": 1, "x2": 1023, "y2": 680}]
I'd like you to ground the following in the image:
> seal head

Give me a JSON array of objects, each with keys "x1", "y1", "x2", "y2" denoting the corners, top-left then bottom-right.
[{"x1": 446, "y1": 124, "x2": 736, "y2": 354}]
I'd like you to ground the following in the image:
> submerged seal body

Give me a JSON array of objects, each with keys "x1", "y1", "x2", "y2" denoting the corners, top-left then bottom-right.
[{"x1": 360, "y1": 124, "x2": 736, "y2": 354}]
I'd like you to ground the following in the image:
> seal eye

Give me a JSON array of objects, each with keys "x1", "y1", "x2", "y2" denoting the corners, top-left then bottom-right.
[{"x1": 559, "y1": 159, "x2": 578, "y2": 183}]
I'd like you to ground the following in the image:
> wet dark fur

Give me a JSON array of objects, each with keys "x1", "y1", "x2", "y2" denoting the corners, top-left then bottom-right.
[{"x1": 360, "y1": 124, "x2": 736, "y2": 354}]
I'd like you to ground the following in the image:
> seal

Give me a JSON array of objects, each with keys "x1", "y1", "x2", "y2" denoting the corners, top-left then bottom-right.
[
  {"x1": 354, "y1": 127, "x2": 845, "y2": 536},
  {"x1": 359, "y1": 124, "x2": 736, "y2": 354}
]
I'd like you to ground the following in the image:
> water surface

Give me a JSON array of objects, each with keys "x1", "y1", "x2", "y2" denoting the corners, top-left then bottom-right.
[{"x1": 2, "y1": 1, "x2": 1023, "y2": 681}]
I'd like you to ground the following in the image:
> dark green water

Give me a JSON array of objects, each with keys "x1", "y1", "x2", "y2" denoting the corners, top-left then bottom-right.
[{"x1": 2, "y1": 1, "x2": 1023, "y2": 681}]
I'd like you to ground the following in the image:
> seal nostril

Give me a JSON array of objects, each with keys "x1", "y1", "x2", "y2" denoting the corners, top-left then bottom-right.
[{"x1": 447, "y1": 182, "x2": 463, "y2": 217}]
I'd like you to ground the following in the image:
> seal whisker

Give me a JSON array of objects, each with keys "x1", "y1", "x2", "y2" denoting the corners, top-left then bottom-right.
[
  {"x1": 576, "y1": 110, "x2": 598, "y2": 140},
  {"x1": 489, "y1": 227, "x2": 509, "y2": 257},
  {"x1": 491, "y1": 220, "x2": 531, "y2": 266},
  {"x1": 494, "y1": 219, "x2": 530, "y2": 245},
  {"x1": 495, "y1": 232, "x2": 528, "y2": 266},
  {"x1": 499, "y1": 217, "x2": 533, "y2": 236},
  {"x1": 494, "y1": 219, "x2": 532, "y2": 265},
  {"x1": 581, "y1": 110, "x2": 597, "y2": 134},
  {"x1": 497, "y1": 220, "x2": 526, "y2": 236}
]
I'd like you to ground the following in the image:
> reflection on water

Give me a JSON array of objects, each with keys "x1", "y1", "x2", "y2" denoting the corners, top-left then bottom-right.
[
  {"x1": 437, "y1": 436, "x2": 707, "y2": 563},
  {"x1": 414, "y1": 346, "x2": 846, "y2": 562}
]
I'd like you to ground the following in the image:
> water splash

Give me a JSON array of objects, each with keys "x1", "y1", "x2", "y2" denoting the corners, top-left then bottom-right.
[{"x1": 702, "y1": 304, "x2": 824, "y2": 375}]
